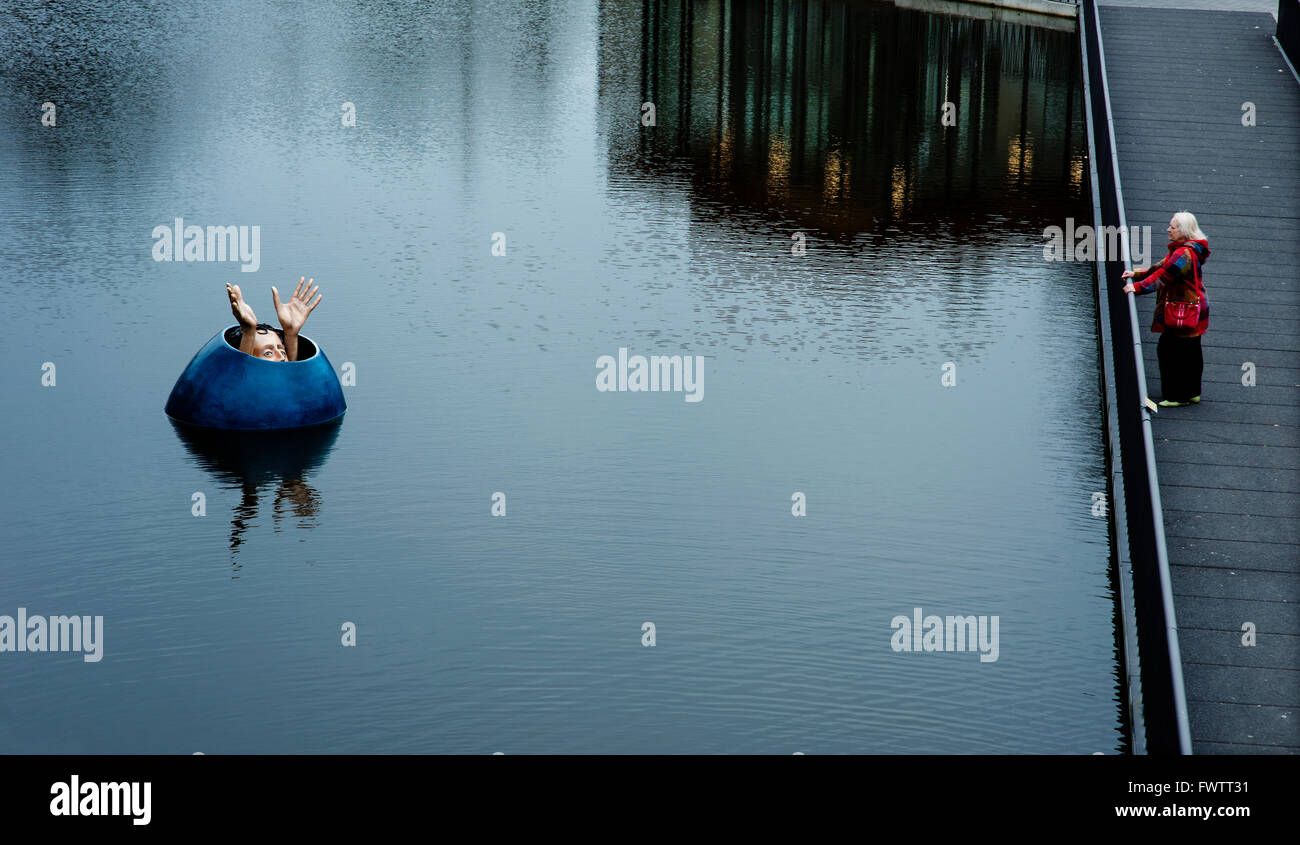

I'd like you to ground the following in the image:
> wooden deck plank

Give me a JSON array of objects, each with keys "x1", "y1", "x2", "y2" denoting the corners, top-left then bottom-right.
[
  {"x1": 1167, "y1": 535, "x2": 1300, "y2": 572},
  {"x1": 1186, "y1": 702, "x2": 1298, "y2": 749},
  {"x1": 1101, "y1": 0, "x2": 1300, "y2": 756}
]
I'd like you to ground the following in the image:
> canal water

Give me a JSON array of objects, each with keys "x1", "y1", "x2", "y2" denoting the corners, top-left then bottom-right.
[{"x1": 0, "y1": 0, "x2": 1123, "y2": 753}]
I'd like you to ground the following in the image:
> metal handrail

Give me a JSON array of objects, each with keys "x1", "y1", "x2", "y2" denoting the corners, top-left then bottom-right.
[
  {"x1": 1079, "y1": 0, "x2": 1192, "y2": 754},
  {"x1": 1078, "y1": 15, "x2": 1143, "y2": 755}
]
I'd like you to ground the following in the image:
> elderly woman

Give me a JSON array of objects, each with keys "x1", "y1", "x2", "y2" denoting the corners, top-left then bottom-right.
[{"x1": 1122, "y1": 212, "x2": 1211, "y2": 407}]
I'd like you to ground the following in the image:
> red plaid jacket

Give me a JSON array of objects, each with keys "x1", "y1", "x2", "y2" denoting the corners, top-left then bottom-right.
[{"x1": 1132, "y1": 238, "x2": 1210, "y2": 337}]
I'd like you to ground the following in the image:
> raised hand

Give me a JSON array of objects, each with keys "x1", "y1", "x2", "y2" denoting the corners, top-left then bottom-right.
[
  {"x1": 273, "y1": 277, "x2": 322, "y2": 335},
  {"x1": 227, "y1": 283, "x2": 258, "y2": 328}
]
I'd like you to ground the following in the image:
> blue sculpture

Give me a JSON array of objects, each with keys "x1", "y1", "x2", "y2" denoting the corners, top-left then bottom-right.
[{"x1": 165, "y1": 326, "x2": 347, "y2": 430}]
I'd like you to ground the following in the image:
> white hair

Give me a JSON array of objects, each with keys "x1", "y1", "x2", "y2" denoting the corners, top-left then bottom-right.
[{"x1": 1172, "y1": 210, "x2": 1205, "y2": 241}]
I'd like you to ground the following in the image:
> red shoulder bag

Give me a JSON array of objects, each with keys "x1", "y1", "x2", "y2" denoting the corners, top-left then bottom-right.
[{"x1": 1163, "y1": 247, "x2": 1202, "y2": 330}]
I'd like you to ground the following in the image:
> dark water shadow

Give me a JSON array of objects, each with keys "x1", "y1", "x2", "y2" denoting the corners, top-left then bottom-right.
[
  {"x1": 614, "y1": 0, "x2": 1086, "y2": 229},
  {"x1": 171, "y1": 420, "x2": 342, "y2": 571}
]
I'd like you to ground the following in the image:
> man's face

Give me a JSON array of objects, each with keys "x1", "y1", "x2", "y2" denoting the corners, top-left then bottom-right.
[{"x1": 251, "y1": 328, "x2": 287, "y2": 361}]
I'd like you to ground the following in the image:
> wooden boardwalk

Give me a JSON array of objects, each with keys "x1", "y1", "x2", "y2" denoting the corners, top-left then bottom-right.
[{"x1": 1101, "y1": 6, "x2": 1299, "y2": 753}]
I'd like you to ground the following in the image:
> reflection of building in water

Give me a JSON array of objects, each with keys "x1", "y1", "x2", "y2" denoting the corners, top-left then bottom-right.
[
  {"x1": 603, "y1": 0, "x2": 1084, "y2": 237},
  {"x1": 171, "y1": 421, "x2": 340, "y2": 571}
]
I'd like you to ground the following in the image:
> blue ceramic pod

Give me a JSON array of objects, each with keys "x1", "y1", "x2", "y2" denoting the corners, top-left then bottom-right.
[{"x1": 165, "y1": 326, "x2": 346, "y2": 430}]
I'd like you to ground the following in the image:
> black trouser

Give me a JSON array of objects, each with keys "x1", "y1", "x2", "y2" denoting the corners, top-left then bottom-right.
[{"x1": 1156, "y1": 331, "x2": 1203, "y2": 402}]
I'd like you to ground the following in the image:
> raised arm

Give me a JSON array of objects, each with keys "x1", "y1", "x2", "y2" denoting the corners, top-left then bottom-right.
[
  {"x1": 227, "y1": 283, "x2": 259, "y2": 355},
  {"x1": 273, "y1": 277, "x2": 322, "y2": 361}
]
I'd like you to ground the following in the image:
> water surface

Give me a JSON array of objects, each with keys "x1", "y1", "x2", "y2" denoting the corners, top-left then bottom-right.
[{"x1": 0, "y1": 0, "x2": 1121, "y2": 753}]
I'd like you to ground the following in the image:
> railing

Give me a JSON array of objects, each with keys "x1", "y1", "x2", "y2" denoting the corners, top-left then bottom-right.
[{"x1": 1077, "y1": 0, "x2": 1192, "y2": 755}]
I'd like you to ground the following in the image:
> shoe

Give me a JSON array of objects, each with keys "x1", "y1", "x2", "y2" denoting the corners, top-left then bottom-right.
[
  {"x1": 1158, "y1": 399, "x2": 1192, "y2": 408},
  {"x1": 1190, "y1": 395, "x2": 1200, "y2": 403}
]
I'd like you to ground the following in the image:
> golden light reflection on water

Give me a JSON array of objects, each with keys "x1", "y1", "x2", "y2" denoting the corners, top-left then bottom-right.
[
  {"x1": 823, "y1": 147, "x2": 849, "y2": 204},
  {"x1": 1007, "y1": 136, "x2": 1035, "y2": 183},
  {"x1": 628, "y1": 0, "x2": 1087, "y2": 233},
  {"x1": 891, "y1": 162, "x2": 908, "y2": 216},
  {"x1": 713, "y1": 126, "x2": 734, "y2": 180},
  {"x1": 766, "y1": 132, "x2": 791, "y2": 200}
]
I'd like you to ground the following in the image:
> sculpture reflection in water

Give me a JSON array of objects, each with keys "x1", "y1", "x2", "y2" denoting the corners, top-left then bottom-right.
[{"x1": 171, "y1": 420, "x2": 342, "y2": 568}]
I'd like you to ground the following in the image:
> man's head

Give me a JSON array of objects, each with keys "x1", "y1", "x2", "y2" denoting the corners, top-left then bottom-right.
[{"x1": 234, "y1": 323, "x2": 288, "y2": 361}]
